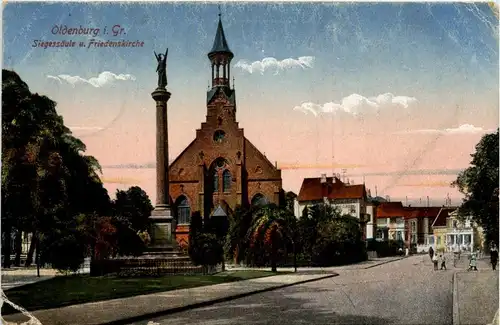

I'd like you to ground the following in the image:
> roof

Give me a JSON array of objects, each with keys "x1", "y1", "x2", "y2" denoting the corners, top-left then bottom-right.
[
  {"x1": 212, "y1": 205, "x2": 227, "y2": 217},
  {"x1": 431, "y1": 207, "x2": 456, "y2": 227},
  {"x1": 376, "y1": 202, "x2": 409, "y2": 218},
  {"x1": 208, "y1": 17, "x2": 233, "y2": 57},
  {"x1": 404, "y1": 207, "x2": 442, "y2": 220},
  {"x1": 297, "y1": 177, "x2": 366, "y2": 202},
  {"x1": 207, "y1": 86, "x2": 235, "y2": 105}
]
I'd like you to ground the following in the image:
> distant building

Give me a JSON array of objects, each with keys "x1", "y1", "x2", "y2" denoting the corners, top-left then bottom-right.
[
  {"x1": 296, "y1": 174, "x2": 372, "y2": 239},
  {"x1": 431, "y1": 207, "x2": 453, "y2": 252},
  {"x1": 442, "y1": 209, "x2": 484, "y2": 252},
  {"x1": 376, "y1": 202, "x2": 407, "y2": 242},
  {"x1": 404, "y1": 206, "x2": 442, "y2": 253}
]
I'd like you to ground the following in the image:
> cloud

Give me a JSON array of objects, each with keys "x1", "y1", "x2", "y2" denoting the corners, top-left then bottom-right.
[
  {"x1": 294, "y1": 93, "x2": 417, "y2": 117},
  {"x1": 102, "y1": 163, "x2": 157, "y2": 169},
  {"x1": 101, "y1": 177, "x2": 142, "y2": 185},
  {"x1": 69, "y1": 126, "x2": 105, "y2": 131},
  {"x1": 395, "y1": 124, "x2": 495, "y2": 135},
  {"x1": 46, "y1": 71, "x2": 136, "y2": 88},
  {"x1": 348, "y1": 169, "x2": 463, "y2": 177},
  {"x1": 278, "y1": 163, "x2": 367, "y2": 170},
  {"x1": 398, "y1": 180, "x2": 454, "y2": 188},
  {"x1": 234, "y1": 56, "x2": 314, "y2": 75}
]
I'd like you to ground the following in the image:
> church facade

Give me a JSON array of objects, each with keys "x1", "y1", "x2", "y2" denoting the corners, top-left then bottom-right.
[{"x1": 168, "y1": 16, "x2": 283, "y2": 246}]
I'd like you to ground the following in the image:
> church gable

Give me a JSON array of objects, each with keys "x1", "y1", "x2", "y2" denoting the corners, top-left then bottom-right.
[
  {"x1": 244, "y1": 137, "x2": 281, "y2": 180},
  {"x1": 169, "y1": 138, "x2": 202, "y2": 182}
]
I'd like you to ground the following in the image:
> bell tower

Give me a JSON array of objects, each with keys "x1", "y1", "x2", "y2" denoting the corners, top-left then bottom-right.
[
  {"x1": 205, "y1": 10, "x2": 237, "y2": 122},
  {"x1": 208, "y1": 11, "x2": 234, "y2": 88}
]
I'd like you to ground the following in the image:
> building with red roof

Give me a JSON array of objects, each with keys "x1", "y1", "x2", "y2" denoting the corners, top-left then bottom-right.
[{"x1": 297, "y1": 174, "x2": 375, "y2": 239}]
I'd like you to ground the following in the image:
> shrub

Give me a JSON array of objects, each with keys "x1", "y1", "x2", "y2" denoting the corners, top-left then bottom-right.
[
  {"x1": 189, "y1": 232, "x2": 224, "y2": 267},
  {"x1": 41, "y1": 229, "x2": 86, "y2": 273}
]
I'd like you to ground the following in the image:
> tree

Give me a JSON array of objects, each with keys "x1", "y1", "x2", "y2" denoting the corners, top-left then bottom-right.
[
  {"x1": 296, "y1": 203, "x2": 340, "y2": 260},
  {"x1": 452, "y1": 129, "x2": 499, "y2": 247},
  {"x1": 188, "y1": 211, "x2": 224, "y2": 269},
  {"x1": 2, "y1": 69, "x2": 112, "y2": 271},
  {"x1": 113, "y1": 186, "x2": 153, "y2": 232},
  {"x1": 312, "y1": 215, "x2": 366, "y2": 266},
  {"x1": 224, "y1": 205, "x2": 257, "y2": 264},
  {"x1": 246, "y1": 204, "x2": 293, "y2": 272}
]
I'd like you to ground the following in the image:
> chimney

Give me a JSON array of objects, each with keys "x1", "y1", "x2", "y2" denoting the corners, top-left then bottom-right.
[
  {"x1": 275, "y1": 161, "x2": 277, "y2": 168},
  {"x1": 320, "y1": 173, "x2": 327, "y2": 184}
]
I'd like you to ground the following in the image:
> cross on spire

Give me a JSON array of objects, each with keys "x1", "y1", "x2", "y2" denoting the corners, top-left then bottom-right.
[{"x1": 218, "y1": 4, "x2": 221, "y2": 18}]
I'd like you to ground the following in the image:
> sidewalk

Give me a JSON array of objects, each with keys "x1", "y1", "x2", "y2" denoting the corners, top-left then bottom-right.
[
  {"x1": 2, "y1": 269, "x2": 60, "y2": 291},
  {"x1": 453, "y1": 258, "x2": 499, "y2": 325},
  {"x1": 2, "y1": 272, "x2": 337, "y2": 325},
  {"x1": 226, "y1": 255, "x2": 406, "y2": 272},
  {"x1": 2, "y1": 260, "x2": 90, "y2": 290}
]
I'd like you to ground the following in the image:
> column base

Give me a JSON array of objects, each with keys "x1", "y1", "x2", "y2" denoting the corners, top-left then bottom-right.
[{"x1": 149, "y1": 206, "x2": 175, "y2": 248}]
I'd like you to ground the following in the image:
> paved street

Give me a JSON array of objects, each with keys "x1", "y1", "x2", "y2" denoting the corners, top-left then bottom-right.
[{"x1": 131, "y1": 255, "x2": 458, "y2": 325}]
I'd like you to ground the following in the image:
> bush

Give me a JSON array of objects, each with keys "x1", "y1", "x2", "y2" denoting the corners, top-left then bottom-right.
[
  {"x1": 189, "y1": 233, "x2": 224, "y2": 267},
  {"x1": 371, "y1": 240, "x2": 405, "y2": 257},
  {"x1": 41, "y1": 229, "x2": 86, "y2": 273},
  {"x1": 310, "y1": 216, "x2": 367, "y2": 266}
]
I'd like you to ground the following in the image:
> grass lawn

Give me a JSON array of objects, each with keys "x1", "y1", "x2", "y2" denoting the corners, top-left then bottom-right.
[{"x1": 2, "y1": 270, "x2": 280, "y2": 315}]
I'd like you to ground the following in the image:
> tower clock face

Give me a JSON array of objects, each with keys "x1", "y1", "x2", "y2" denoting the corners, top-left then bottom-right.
[{"x1": 213, "y1": 130, "x2": 226, "y2": 143}]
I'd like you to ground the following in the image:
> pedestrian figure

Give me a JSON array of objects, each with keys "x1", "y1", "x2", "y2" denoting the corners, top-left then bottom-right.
[
  {"x1": 439, "y1": 254, "x2": 447, "y2": 270},
  {"x1": 490, "y1": 244, "x2": 498, "y2": 271},
  {"x1": 432, "y1": 253, "x2": 439, "y2": 270},
  {"x1": 468, "y1": 251, "x2": 478, "y2": 271},
  {"x1": 429, "y1": 246, "x2": 434, "y2": 261}
]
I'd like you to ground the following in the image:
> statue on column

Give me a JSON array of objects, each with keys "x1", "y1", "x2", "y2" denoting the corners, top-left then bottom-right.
[{"x1": 154, "y1": 48, "x2": 168, "y2": 89}]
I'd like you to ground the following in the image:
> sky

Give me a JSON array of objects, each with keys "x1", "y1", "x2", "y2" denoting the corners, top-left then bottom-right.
[{"x1": 2, "y1": 2, "x2": 499, "y2": 207}]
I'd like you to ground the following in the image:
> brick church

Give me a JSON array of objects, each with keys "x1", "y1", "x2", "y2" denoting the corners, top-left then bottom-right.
[{"x1": 168, "y1": 15, "x2": 283, "y2": 246}]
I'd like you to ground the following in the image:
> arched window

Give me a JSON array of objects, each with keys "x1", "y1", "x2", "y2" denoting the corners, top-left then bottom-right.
[
  {"x1": 251, "y1": 193, "x2": 269, "y2": 207},
  {"x1": 222, "y1": 170, "x2": 231, "y2": 192},
  {"x1": 177, "y1": 196, "x2": 191, "y2": 225},
  {"x1": 213, "y1": 170, "x2": 219, "y2": 191}
]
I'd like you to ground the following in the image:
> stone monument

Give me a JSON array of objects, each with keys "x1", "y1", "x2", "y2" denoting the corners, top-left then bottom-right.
[{"x1": 149, "y1": 48, "x2": 175, "y2": 251}]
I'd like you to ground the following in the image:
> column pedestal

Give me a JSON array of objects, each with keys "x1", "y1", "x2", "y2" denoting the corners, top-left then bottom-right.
[{"x1": 149, "y1": 207, "x2": 174, "y2": 249}]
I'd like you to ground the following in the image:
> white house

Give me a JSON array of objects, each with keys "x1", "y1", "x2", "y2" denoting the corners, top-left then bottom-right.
[
  {"x1": 445, "y1": 209, "x2": 484, "y2": 252},
  {"x1": 296, "y1": 174, "x2": 374, "y2": 240}
]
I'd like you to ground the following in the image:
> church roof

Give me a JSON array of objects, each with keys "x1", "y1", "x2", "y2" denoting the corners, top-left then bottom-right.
[
  {"x1": 208, "y1": 17, "x2": 233, "y2": 57},
  {"x1": 212, "y1": 205, "x2": 227, "y2": 217}
]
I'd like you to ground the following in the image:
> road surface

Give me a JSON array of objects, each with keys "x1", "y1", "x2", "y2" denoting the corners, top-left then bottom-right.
[{"x1": 131, "y1": 255, "x2": 456, "y2": 325}]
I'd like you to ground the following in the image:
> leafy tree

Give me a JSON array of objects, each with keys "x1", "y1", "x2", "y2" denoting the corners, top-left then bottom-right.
[
  {"x1": 452, "y1": 129, "x2": 499, "y2": 247},
  {"x1": 312, "y1": 215, "x2": 366, "y2": 266},
  {"x1": 40, "y1": 221, "x2": 87, "y2": 272},
  {"x1": 113, "y1": 186, "x2": 153, "y2": 232},
  {"x1": 246, "y1": 205, "x2": 293, "y2": 272},
  {"x1": 2, "y1": 69, "x2": 111, "y2": 271},
  {"x1": 284, "y1": 191, "x2": 297, "y2": 213},
  {"x1": 296, "y1": 203, "x2": 340, "y2": 259},
  {"x1": 224, "y1": 205, "x2": 257, "y2": 264}
]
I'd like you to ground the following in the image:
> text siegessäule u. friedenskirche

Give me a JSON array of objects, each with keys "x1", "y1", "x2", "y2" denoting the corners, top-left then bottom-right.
[{"x1": 32, "y1": 25, "x2": 145, "y2": 49}]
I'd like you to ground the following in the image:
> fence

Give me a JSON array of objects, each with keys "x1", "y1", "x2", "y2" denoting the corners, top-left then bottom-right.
[{"x1": 90, "y1": 257, "x2": 222, "y2": 277}]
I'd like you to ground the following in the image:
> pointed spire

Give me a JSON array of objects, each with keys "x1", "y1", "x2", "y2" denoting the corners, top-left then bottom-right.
[{"x1": 208, "y1": 9, "x2": 233, "y2": 57}]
